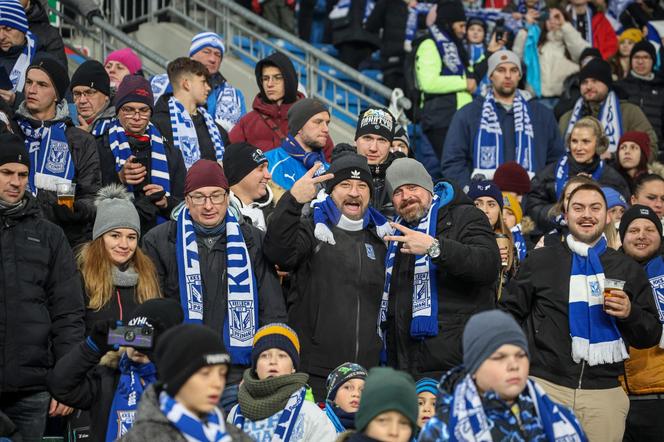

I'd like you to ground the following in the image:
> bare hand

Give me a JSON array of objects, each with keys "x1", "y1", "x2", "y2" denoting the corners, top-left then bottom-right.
[
  {"x1": 119, "y1": 155, "x2": 147, "y2": 185},
  {"x1": 466, "y1": 78, "x2": 477, "y2": 94},
  {"x1": 384, "y1": 222, "x2": 435, "y2": 255},
  {"x1": 143, "y1": 183, "x2": 167, "y2": 208},
  {"x1": 0, "y1": 89, "x2": 16, "y2": 106},
  {"x1": 487, "y1": 32, "x2": 506, "y2": 52},
  {"x1": 604, "y1": 290, "x2": 631, "y2": 319},
  {"x1": 289, "y1": 163, "x2": 334, "y2": 204},
  {"x1": 78, "y1": 115, "x2": 91, "y2": 132},
  {"x1": 49, "y1": 399, "x2": 74, "y2": 417}
]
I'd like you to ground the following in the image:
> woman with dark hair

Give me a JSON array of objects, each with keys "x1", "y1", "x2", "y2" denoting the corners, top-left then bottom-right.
[
  {"x1": 631, "y1": 173, "x2": 664, "y2": 221},
  {"x1": 610, "y1": 131, "x2": 651, "y2": 193}
]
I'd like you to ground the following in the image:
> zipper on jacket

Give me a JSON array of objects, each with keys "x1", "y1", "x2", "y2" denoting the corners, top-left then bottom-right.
[
  {"x1": 577, "y1": 360, "x2": 586, "y2": 389},
  {"x1": 354, "y1": 242, "x2": 362, "y2": 362}
]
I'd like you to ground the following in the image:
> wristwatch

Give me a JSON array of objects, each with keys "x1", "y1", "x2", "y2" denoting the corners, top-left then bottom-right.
[{"x1": 426, "y1": 238, "x2": 441, "y2": 259}]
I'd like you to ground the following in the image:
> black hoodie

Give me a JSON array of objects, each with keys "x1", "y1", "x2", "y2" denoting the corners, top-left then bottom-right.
[
  {"x1": 25, "y1": 0, "x2": 67, "y2": 69},
  {"x1": 254, "y1": 52, "x2": 298, "y2": 105}
]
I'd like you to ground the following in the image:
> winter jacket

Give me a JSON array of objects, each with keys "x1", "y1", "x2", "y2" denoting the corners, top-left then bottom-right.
[
  {"x1": 525, "y1": 154, "x2": 630, "y2": 233},
  {"x1": 618, "y1": 73, "x2": 664, "y2": 153},
  {"x1": 369, "y1": 159, "x2": 396, "y2": 219},
  {"x1": 499, "y1": 239, "x2": 662, "y2": 389},
  {"x1": 364, "y1": 0, "x2": 415, "y2": 72},
  {"x1": 83, "y1": 285, "x2": 141, "y2": 334},
  {"x1": 120, "y1": 384, "x2": 252, "y2": 442},
  {"x1": 26, "y1": 0, "x2": 67, "y2": 69},
  {"x1": 0, "y1": 194, "x2": 85, "y2": 393},
  {"x1": 15, "y1": 101, "x2": 102, "y2": 247},
  {"x1": 330, "y1": 0, "x2": 381, "y2": 48},
  {"x1": 512, "y1": 22, "x2": 589, "y2": 98},
  {"x1": 150, "y1": 93, "x2": 230, "y2": 161},
  {"x1": 262, "y1": 192, "x2": 387, "y2": 380},
  {"x1": 142, "y1": 216, "x2": 287, "y2": 385},
  {"x1": 442, "y1": 95, "x2": 565, "y2": 190},
  {"x1": 559, "y1": 97, "x2": 659, "y2": 158},
  {"x1": 229, "y1": 189, "x2": 275, "y2": 232},
  {"x1": 385, "y1": 181, "x2": 500, "y2": 379}
]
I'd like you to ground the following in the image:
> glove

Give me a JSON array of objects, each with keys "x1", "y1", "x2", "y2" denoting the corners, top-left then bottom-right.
[
  {"x1": 86, "y1": 319, "x2": 117, "y2": 355},
  {"x1": 52, "y1": 202, "x2": 87, "y2": 224}
]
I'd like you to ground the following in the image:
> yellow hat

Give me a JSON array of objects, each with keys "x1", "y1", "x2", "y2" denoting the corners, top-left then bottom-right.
[
  {"x1": 619, "y1": 28, "x2": 643, "y2": 43},
  {"x1": 502, "y1": 192, "x2": 522, "y2": 225}
]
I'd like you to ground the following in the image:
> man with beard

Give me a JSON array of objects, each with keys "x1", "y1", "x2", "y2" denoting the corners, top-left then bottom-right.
[
  {"x1": 443, "y1": 50, "x2": 564, "y2": 190},
  {"x1": 379, "y1": 157, "x2": 500, "y2": 381},
  {"x1": 263, "y1": 152, "x2": 392, "y2": 400},
  {"x1": 264, "y1": 98, "x2": 330, "y2": 203},
  {"x1": 500, "y1": 183, "x2": 661, "y2": 441}
]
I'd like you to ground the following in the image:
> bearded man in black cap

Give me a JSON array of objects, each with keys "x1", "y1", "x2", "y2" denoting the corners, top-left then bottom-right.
[
  {"x1": 70, "y1": 60, "x2": 114, "y2": 137},
  {"x1": 263, "y1": 152, "x2": 392, "y2": 400}
]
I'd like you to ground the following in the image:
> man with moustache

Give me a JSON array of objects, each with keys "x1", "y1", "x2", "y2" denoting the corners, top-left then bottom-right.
[
  {"x1": 500, "y1": 183, "x2": 662, "y2": 441},
  {"x1": 263, "y1": 152, "x2": 392, "y2": 400},
  {"x1": 379, "y1": 157, "x2": 500, "y2": 381},
  {"x1": 443, "y1": 50, "x2": 564, "y2": 190}
]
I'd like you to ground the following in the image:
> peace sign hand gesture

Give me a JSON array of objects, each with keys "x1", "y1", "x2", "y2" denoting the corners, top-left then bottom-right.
[
  {"x1": 383, "y1": 222, "x2": 436, "y2": 255},
  {"x1": 290, "y1": 163, "x2": 335, "y2": 204}
]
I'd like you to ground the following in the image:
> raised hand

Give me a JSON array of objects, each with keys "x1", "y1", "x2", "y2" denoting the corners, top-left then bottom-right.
[
  {"x1": 290, "y1": 163, "x2": 334, "y2": 204},
  {"x1": 384, "y1": 222, "x2": 436, "y2": 255}
]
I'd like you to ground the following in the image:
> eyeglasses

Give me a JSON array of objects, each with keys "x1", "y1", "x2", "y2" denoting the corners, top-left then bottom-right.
[
  {"x1": 261, "y1": 74, "x2": 284, "y2": 83},
  {"x1": 72, "y1": 89, "x2": 100, "y2": 101},
  {"x1": 188, "y1": 191, "x2": 227, "y2": 205},
  {"x1": 119, "y1": 106, "x2": 151, "y2": 119}
]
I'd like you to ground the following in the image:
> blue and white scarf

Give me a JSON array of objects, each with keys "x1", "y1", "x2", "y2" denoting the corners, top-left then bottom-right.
[
  {"x1": 644, "y1": 255, "x2": 664, "y2": 348},
  {"x1": 511, "y1": 224, "x2": 527, "y2": 262},
  {"x1": 10, "y1": 30, "x2": 36, "y2": 93},
  {"x1": 328, "y1": 0, "x2": 375, "y2": 24},
  {"x1": 211, "y1": 82, "x2": 245, "y2": 130},
  {"x1": 310, "y1": 189, "x2": 392, "y2": 245},
  {"x1": 378, "y1": 182, "x2": 455, "y2": 361},
  {"x1": 176, "y1": 207, "x2": 258, "y2": 365},
  {"x1": 18, "y1": 119, "x2": 73, "y2": 195},
  {"x1": 324, "y1": 402, "x2": 355, "y2": 433},
  {"x1": 474, "y1": 90, "x2": 535, "y2": 179},
  {"x1": 232, "y1": 387, "x2": 306, "y2": 442},
  {"x1": 281, "y1": 135, "x2": 327, "y2": 170},
  {"x1": 159, "y1": 391, "x2": 231, "y2": 442},
  {"x1": 429, "y1": 24, "x2": 465, "y2": 76},
  {"x1": 565, "y1": 92, "x2": 623, "y2": 153},
  {"x1": 404, "y1": 2, "x2": 435, "y2": 52},
  {"x1": 105, "y1": 355, "x2": 157, "y2": 442},
  {"x1": 554, "y1": 154, "x2": 604, "y2": 199},
  {"x1": 90, "y1": 118, "x2": 112, "y2": 137},
  {"x1": 566, "y1": 234, "x2": 628, "y2": 365},
  {"x1": 570, "y1": 5, "x2": 594, "y2": 46},
  {"x1": 447, "y1": 374, "x2": 586, "y2": 442},
  {"x1": 168, "y1": 96, "x2": 225, "y2": 169},
  {"x1": 150, "y1": 73, "x2": 171, "y2": 104}
]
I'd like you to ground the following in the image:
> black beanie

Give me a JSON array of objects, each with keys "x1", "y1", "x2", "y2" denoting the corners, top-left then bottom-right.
[
  {"x1": 437, "y1": 0, "x2": 466, "y2": 24},
  {"x1": 0, "y1": 133, "x2": 29, "y2": 168},
  {"x1": 355, "y1": 107, "x2": 395, "y2": 143},
  {"x1": 324, "y1": 152, "x2": 374, "y2": 194},
  {"x1": 287, "y1": 98, "x2": 329, "y2": 136},
  {"x1": 579, "y1": 47, "x2": 601, "y2": 65},
  {"x1": 154, "y1": 324, "x2": 230, "y2": 396},
  {"x1": 224, "y1": 142, "x2": 268, "y2": 186},
  {"x1": 619, "y1": 204, "x2": 663, "y2": 243},
  {"x1": 27, "y1": 55, "x2": 69, "y2": 100},
  {"x1": 70, "y1": 60, "x2": 111, "y2": 97},
  {"x1": 579, "y1": 58, "x2": 613, "y2": 89},
  {"x1": 630, "y1": 40, "x2": 657, "y2": 63}
]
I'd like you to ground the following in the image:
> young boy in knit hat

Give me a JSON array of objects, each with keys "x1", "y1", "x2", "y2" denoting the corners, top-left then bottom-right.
[
  {"x1": 228, "y1": 323, "x2": 336, "y2": 441},
  {"x1": 418, "y1": 310, "x2": 587, "y2": 442},
  {"x1": 324, "y1": 362, "x2": 368, "y2": 433},
  {"x1": 415, "y1": 378, "x2": 438, "y2": 430},
  {"x1": 120, "y1": 323, "x2": 251, "y2": 441}
]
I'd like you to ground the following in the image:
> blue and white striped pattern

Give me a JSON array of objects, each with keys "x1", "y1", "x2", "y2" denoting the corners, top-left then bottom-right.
[
  {"x1": 189, "y1": 32, "x2": 225, "y2": 57},
  {"x1": 0, "y1": 0, "x2": 28, "y2": 34},
  {"x1": 159, "y1": 391, "x2": 231, "y2": 442}
]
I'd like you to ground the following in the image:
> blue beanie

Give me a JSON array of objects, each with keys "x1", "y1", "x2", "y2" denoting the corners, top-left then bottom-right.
[
  {"x1": 601, "y1": 187, "x2": 627, "y2": 210},
  {"x1": 0, "y1": 0, "x2": 27, "y2": 34},
  {"x1": 190, "y1": 32, "x2": 225, "y2": 57},
  {"x1": 415, "y1": 377, "x2": 438, "y2": 396},
  {"x1": 467, "y1": 180, "x2": 504, "y2": 209}
]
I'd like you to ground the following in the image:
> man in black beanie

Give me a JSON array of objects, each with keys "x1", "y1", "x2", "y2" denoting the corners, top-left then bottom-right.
[
  {"x1": 263, "y1": 151, "x2": 390, "y2": 400},
  {"x1": 13, "y1": 54, "x2": 102, "y2": 247},
  {"x1": 70, "y1": 60, "x2": 114, "y2": 137},
  {"x1": 559, "y1": 57, "x2": 658, "y2": 156},
  {"x1": 226, "y1": 142, "x2": 274, "y2": 231}
]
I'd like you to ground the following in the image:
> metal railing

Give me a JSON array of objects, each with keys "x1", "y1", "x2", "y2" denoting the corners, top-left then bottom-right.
[{"x1": 100, "y1": 0, "x2": 411, "y2": 124}]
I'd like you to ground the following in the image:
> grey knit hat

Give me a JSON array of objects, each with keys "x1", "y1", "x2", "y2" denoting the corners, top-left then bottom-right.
[
  {"x1": 385, "y1": 158, "x2": 434, "y2": 196},
  {"x1": 92, "y1": 184, "x2": 141, "y2": 240},
  {"x1": 487, "y1": 50, "x2": 522, "y2": 78},
  {"x1": 287, "y1": 98, "x2": 329, "y2": 136}
]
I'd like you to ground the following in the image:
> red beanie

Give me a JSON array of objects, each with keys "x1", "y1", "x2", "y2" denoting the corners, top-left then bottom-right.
[
  {"x1": 618, "y1": 131, "x2": 651, "y2": 160},
  {"x1": 493, "y1": 162, "x2": 531, "y2": 195},
  {"x1": 184, "y1": 160, "x2": 228, "y2": 194}
]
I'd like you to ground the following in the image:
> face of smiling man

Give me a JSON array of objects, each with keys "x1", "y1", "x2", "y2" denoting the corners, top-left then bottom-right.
[
  {"x1": 565, "y1": 188, "x2": 608, "y2": 244},
  {"x1": 330, "y1": 179, "x2": 371, "y2": 221}
]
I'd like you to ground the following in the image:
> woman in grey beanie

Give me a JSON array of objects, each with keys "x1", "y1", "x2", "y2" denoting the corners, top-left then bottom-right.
[{"x1": 77, "y1": 184, "x2": 161, "y2": 332}]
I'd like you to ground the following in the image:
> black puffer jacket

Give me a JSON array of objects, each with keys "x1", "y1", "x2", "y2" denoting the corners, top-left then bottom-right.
[
  {"x1": 26, "y1": 0, "x2": 67, "y2": 69},
  {"x1": 384, "y1": 180, "x2": 500, "y2": 380},
  {"x1": 364, "y1": 0, "x2": 412, "y2": 72},
  {"x1": 263, "y1": 192, "x2": 387, "y2": 383},
  {"x1": 369, "y1": 154, "x2": 397, "y2": 219},
  {"x1": 618, "y1": 73, "x2": 664, "y2": 153},
  {"x1": 142, "y1": 216, "x2": 286, "y2": 385},
  {"x1": 0, "y1": 194, "x2": 85, "y2": 393},
  {"x1": 499, "y1": 239, "x2": 662, "y2": 389},
  {"x1": 330, "y1": 0, "x2": 381, "y2": 48}
]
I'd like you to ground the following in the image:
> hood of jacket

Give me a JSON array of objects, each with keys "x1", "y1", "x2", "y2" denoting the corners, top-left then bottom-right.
[
  {"x1": 25, "y1": 0, "x2": 50, "y2": 25},
  {"x1": 16, "y1": 99, "x2": 71, "y2": 127},
  {"x1": 254, "y1": 52, "x2": 298, "y2": 105}
]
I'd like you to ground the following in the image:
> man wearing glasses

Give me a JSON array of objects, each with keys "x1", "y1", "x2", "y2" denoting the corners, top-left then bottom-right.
[
  {"x1": 143, "y1": 159, "x2": 286, "y2": 412},
  {"x1": 70, "y1": 60, "x2": 114, "y2": 137},
  {"x1": 102, "y1": 75, "x2": 185, "y2": 233}
]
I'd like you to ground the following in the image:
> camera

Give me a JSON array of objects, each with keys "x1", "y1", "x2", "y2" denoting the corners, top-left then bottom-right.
[{"x1": 107, "y1": 325, "x2": 154, "y2": 349}]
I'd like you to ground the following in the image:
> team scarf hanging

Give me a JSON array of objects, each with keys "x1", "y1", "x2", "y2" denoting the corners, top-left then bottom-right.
[
  {"x1": 474, "y1": 89, "x2": 535, "y2": 178},
  {"x1": 404, "y1": 2, "x2": 435, "y2": 52},
  {"x1": 9, "y1": 30, "x2": 36, "y2": 93},
  {"x1": 232, "y1": 387, "x2": 306, "y2": 442},
  {"x1": 328, "y1": 0, "x2": 375, "y2": 24},
  {"x1": 18, "y1": 119, "x2": 73, "y2": 195},
  {"x1": 168, "y1": 96, "x2": 225, "y2": 169},
  {"x1": 281, "y1": 135, "x2": 327, "y2": 170},
  {"x1": 324, "y1": 402, "x2": 355, "y2": 433},
  {"x1": 428, "y1": 24, "x2": 465, "y2": 76},
  {"x1": 467, "y1": 43, "x2": 485, "y2": 64},
  {"x1": 554, "y1": 154, "x2": 604, "y2": 199},
  {"x1": 447, "y1": 374, "x2": 586, "y2": 442},
  {"x1": 90, "y1": 118, "x2": 112, "y2": 137},
  {"x1": 565, "y1": 92, "x2": 623, "y2": 152},
  {"x1": 524, "y1": 24, "x2": 543, "y2": 97},
  {"x1": 105, "y1": 355, "x2": 157, "y2": 442},
  {"x1": 150, "y1": 73, "x2": 171, "y2": 104},
  {"x1": 644, "y1": 255, "x2": 664, "y2": 348},
  {"x1": 310, "y1": 189, "x2": 392, "y2": 245},
  {"x1": 209, "y1": 82, "x2": 245, "y2": 129},
  {"x1": 511, "y1": 224, "x2": 527, "y2": 262},
  {"x1": 566, "y1": 234, "x2": 628, "y2": 365},
  {"x1": 159, "y1": 391, "x2": 231, "y2": 442},
  {"x1": 570, "y1": 5, "x2": 593, "y2": 46},
  {"x1": 378, "y1": 182, "x2": 456, "y2": 363},
  {"x1": 176, "y1": 206, "x2": 258, "y2": 365}
]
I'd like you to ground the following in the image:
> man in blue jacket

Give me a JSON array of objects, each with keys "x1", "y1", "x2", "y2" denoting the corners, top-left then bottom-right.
[{"x1": 442, "y1": 50, "x2": 564, "y2": 190}]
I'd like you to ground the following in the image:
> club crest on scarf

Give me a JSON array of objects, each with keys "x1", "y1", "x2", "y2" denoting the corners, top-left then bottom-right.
[
  {"x1": 46, "y1": 140, "x2": 69, "y2": 174},
  {"x1": 229, "y1": 300, "x2": 255, "y2": 342},
  {"x1": 646, "y1": 256, "x2": 664, "y2": 323},
  {"x1": 480, "y1": 146, "x2": 496, "y2": 169},
  {"x1": 414, "y1": 271, "x2": 432, "y2": 314},
  {"x1": 114, "y1": 410, "x2": 135, "y2": 438}
]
